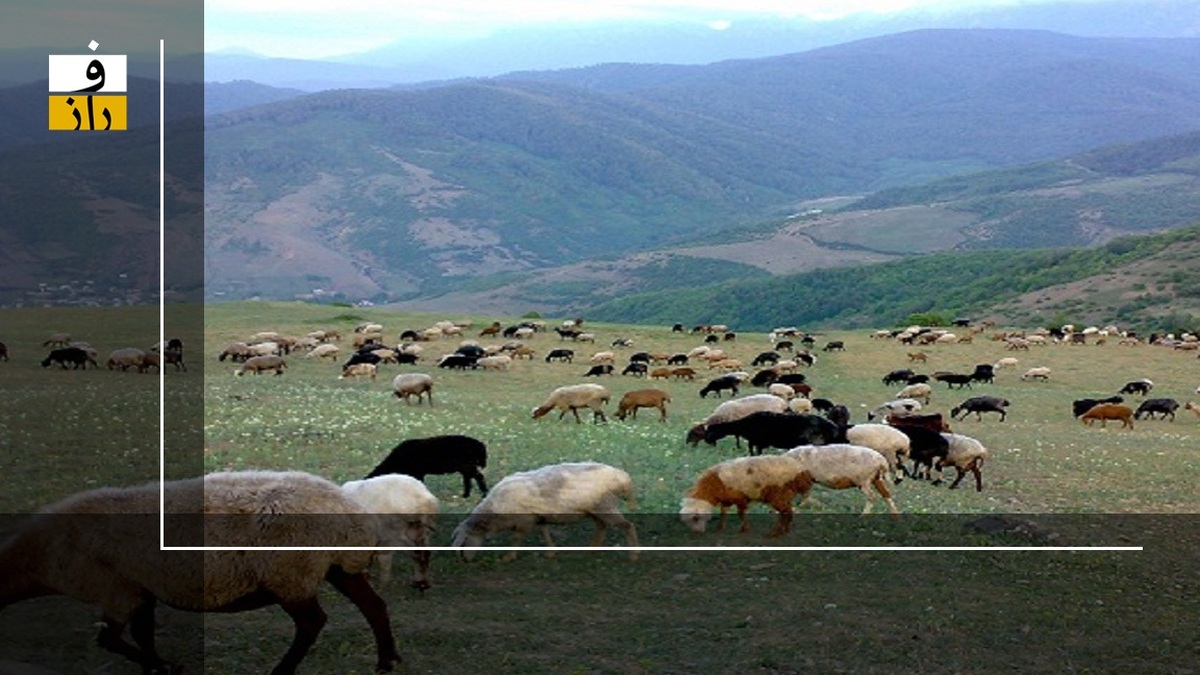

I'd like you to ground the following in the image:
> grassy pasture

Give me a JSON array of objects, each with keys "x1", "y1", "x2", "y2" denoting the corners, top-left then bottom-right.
[{"x1": 2, "y1": 302, "x2": 1200, "y2": 673}]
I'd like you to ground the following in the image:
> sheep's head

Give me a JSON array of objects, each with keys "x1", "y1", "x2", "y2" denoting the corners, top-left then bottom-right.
[
  {"x1": 451, "y1": 520, "x2": 485, "y2": 561},
  {"x1": 679, "y1": 497, "x2": 713, "y2": 533},
  {"x1": 684, "y1": 424, "x2": 706, "y2": 446}
]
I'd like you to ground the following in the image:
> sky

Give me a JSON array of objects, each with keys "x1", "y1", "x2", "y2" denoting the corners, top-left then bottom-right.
[{"x1": 203, "y1": 0, "x2": 1112, "y2": 59}]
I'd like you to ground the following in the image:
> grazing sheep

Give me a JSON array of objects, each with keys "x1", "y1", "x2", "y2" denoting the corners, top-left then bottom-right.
[
  {"x1": 162, "y1": 348, "x2": 186, "y2": 372},
  {"x1": 532, "y1": 383, "x2": 610, "y2": 423},
  {"x1": 1185, "y1": 401, "x2": 1200, "y2": 419},
  {"x1": 392, "y1": 373, "x2": 434, "y2": 405},
  {"x1": 1118, "y1": 378, "x2": 1154, "y2": 396},
  {"x1": 891, "y1": 425, "x2": 952, "y2": 482},
  {"x1": 969, "y1": 364, "x2": 996, "y2": 384},
  {"x1": 768, "y1": 382, "x2": 795, "y2": 400},
  {"x1": 885, "y1": 412, "x2": 951, "y2": 433},
  {"x1": 341, "y1": 475, "x2": 439, "y2": 589},
  {"x1": 477, "y1": 355, "x2": 513, "y2": 371},
  {"x1": 699, "y1": 374, "x2": 741, "y2": 398},
  {"x1": 1020, "y1": 366, "x2": 1052, "y2": 381},
  {"x1": 234, "y1": 354, "x2": 287, "y2": 376},
  {"x1": 672, "y1": 366, "x2": 698, "y2": 380},
  {"x1": 822, "y1": 340, "x2": 845, "y2": 352},
  {"x1": 993, "y1": 357, "x2": 1020, "y2": 369},
  {"x1": 937, "y1": 433, "x2": 990, "y2": 491},
  {"x1": 1080, "y1": 403, "x2": 1135, "y2": 429},
  {"x1": 0, "y1": 471, "x2": 401, "y2": 675},
  {"x1": 785, "y1": 444, "x2": 900, "y2": 515},
  {"x1": 895, "y1": 383, "x2": 933, "y2": 404},
  {"x1": 788, "y1": 398, "x2": 815, "y2": 414},
  {"x1": 106, "y1": 347, "x2": 146, "y2": 371},
  {"x1": 451, "y1": 462, "x2": 638, "y2": 562},
  {"x1": 866, "y1": 398, "x2": 923, "y2": 421},
  {"x1": 702, "y1": 411, "x2": 840, "y2": 456},
  {"x1": 366, "y1": 434, "x2": 488, "y2": 497},
  {"x1": 544, "y1": 348, "x2": 575, "y2": 363},
  {"x1": 616, "y1": 388, "x2": 671, "y2": 421},
  {"x1": 685, "y1": 394, "x2": 790, "y2": 446},
  {"x1": 1072, "y1": 395, "x2": 1124, "y2": 418},
  {"x1": 950, "y1": 396, "x2": 1010, "y2": 422},
  {"x1": 932, "y1": 371, "x2": 974, "y2": 389},
  {"x1": 679, "y1": 455, "x2": 813, "y2": 537},
  {"x1": 882, "y1": 369, "x2": 916, "y2": 386},
  {"x1": 583, "y1": 363, "x2": 615, "y2": 377},
  {"x1": 649, "y1": 367, "x2": 672, "y2": 380},
  {"x1": 339, "y1": 363, "x2": 378, "y2": 381},
  {"x1": 751, "y1": 351, "x2": 780, "y2": 366},
  {"x1": 843, "y1": 423, "x2": 912, "y2": 484},
  {"x1": 40, "y1": 347, "x2": 97, "y2": 370},
  {"x1": 41, "y1": 332, "x2": 72, "y2": 348},
  {"x1": 1133, "y1": 398, "x2": 1180, "y2": 421},
  {"x1": 589, "y1": 350, "x2": 616, "y2": 365}
]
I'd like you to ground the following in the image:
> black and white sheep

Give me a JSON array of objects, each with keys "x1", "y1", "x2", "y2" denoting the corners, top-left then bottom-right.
[
  {"x1": 1134, "y1": 398, "x2": 1180, "y2": 421},
  {"x1": 451, "y1": 462, "x2": 638, "y2": 561},
  {"x1": 685, "y1": 393, "x2": 789, "y2": 446},
  {"x1": 366, "y1": 434, "x2": 489, "y2": 497},
  {"x1": 0, "y1": 471, "x2": 401, "y2": 675},
  {"x1": 1118, "y1": 378, "x2": 1154, "y2": 396}
]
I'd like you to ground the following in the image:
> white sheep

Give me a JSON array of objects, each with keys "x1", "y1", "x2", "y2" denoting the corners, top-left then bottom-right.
[
  {"x1": 0, "y1": 471, "x2": 401, "y2": 674},
  {"x1": 993, "y1": 357, "x2": 1020, "y2": 369},
  {"x1": 234, "y1": 354, "x2": 287, "y2": 376},
  {"x1": 937, "y1": 433, "x2": 990, "y2": 491},
  {"x1": 531, "y1": 383, "x2": 610, "y2": 423},
  {"x1": 767, "y1": 382, "x2": 795, "y2": 400},
  {"x1": 788, "y1": 397, "x2": 815, "y2": 414},
  {"x1": 339, "y1": 363, "x2": 378, "y2": 380},
  {"x1": 392, "y1": 372, "x2": 434, "y2": 405},
  {"x1": 477, "y1": 354, "x2": 513, "y2": 371},
  {"x1": 895, "y1": 382, "x2": 933, "y2": 404},
  {"x1": 106, "y1": 347, "x2": 146, "y2": 371},
  {"x1": 785, "y1": 444, "x2": 901, "y2": 515},
  {"x1": 844, "y1": 423, "x2": 912, "y2": 484},
  {"x1": 305, "y1": 343, "x2": 340, "y2": 360},
  {"x1": 685, "y1": 393, "x2": 789, "y2": 445},
  {"x1": 451, "y1": 462, "x2": 638, "y2": 562},
  {"x1": 680, "y1": 454, "x2": 812, "y2": 536},
  {"x1": 1020, "y1": 366, "x2": 1052, "y2": 381},
  {"x1": 341, "y1": 475, "x2": 440, "y2": 589}
]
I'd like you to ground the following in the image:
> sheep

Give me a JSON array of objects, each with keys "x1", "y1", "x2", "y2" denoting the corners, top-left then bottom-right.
[
  {"x1": 532, "y1": 383, "x2": 610, "y2": 423},
  {"x1": 105, "y1": 347, "x2": 146, "y2": 371},
  {"x1": 41, "y1": 332, "x2": 72, "y2": 348},
  {"x1": 788, "y1": 398, "x2": 814, "y2": 414},
  {"x1": 1185, "y1": 401, "x2": 1200, "y2": 419},
  {"x1": 339, "y1": 363, "x2": 378, "y2": 381},
  {"x1": 679, "y1": 454, "x2": 813, "y2": 536},
  {"x1": 699, "y1": 374, "x2": 741, "y2": 398},
  {"x1": 366, "y1": 434, "x2": 488, "y2": 498},
  {"x1": 937, "y1": 433, "x2": 990, "y2": 491},
  {"x1": 672, "y1": 366, "x2": 697, "y2": 380},
  {"x1": 895, "y1": 383, "x2": 933, "y2": 404},
  {"x1": 784, "y1": 444, "x2": 900, "y2": 515},
  {"x1": 437, "y1": 354, "x2": 478, "y2": 370},
  {"x1": 891, "y1": 425, "x2": 952, "y2": 482},
  {"x1": 392, "y1": 372, "x2": 434, "y2": 405},
  {"x1": 40, "y1": 346, "x2": 97, "y2": 369},
  {"x1": 702, "y1": 411, "x2": 840, "y2": 456},
  {"x1": 451, "y1": 462, "x2": 638, "y2": 562},
  {"x1": 615, "y1": 388, "x2": 671, "y2": 421},
  {"x1": 1118, "y1": 378, "x2": 1154, "y2": 396},
  {"x1": 234, "y1": 354, "x2": 287, "y2": 376},
  {"x1": 1020, "y1": 366, "x2": 1052, "y2": 381},
  {"x1": 843, "y1": 423, "x2": 912, "y2": 484},
  {"x1": 932, "y1": 371, "x2": 974, "y2": 389},
  {"x1": 589, "y1": 350, "x2": 616, "y2": 365},
  {"x1": 969, "y1": 364, "x2": 996, "y2": 384},
  {"x1": 751, "y1": 351, "x2": 780, "y2": 366},
  {"x1": 822, "y1": 340, "x2": 845, "y2": 352},
  {"x1": 0, "y1": 471, "x2": 401, "y2": 675},
  {"x1": 885, "y1": 412, "x2": 951, "y2": 433},
  {"x1": 138, "y1": 352, "x2": 160, "y2": 374},
  {"x1": 866, "y1": 398, "x2": 923, "y2": 421},
  {"x1": 544, "y1": 348, "x2": 575, "y2": 363},
  {"x1": 950, "y1": 396, "x2": 1010, "y2": 422},
  {"x1": 768, "y1": 382, "x2": 795, "y2": 400},
  {"x1": 1133, "y1": 398, "x2": 1180, "y2": 421},
  {"x1": 882, "y1": 368, "x2": 916, "y2": 386},
  {"x1": 341, "y1": 475, "x2": 439, "y2": 589},
  {"x1": 649, "y1": 367, "x2": 672, "y2": 380},
  {"x1": 1080, "y1": 403, "x2": 1135, "y2": 429},
  {"x1": 477, "y1": 354, "x2": 513, "y2": 371},
  {"x1": 685, "y1": 393, "x2": 790, "y2": 446},
  {"x1": 583, "y1": 363, "x2": 615, "y2": 377},
  {"x1": 1072, "y1": 395, "x2": 1125, "y2": 418}
]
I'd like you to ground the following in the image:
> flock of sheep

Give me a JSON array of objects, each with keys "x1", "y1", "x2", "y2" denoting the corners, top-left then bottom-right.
[{"x1": 6, "y1": 316, "x2": 1200, "y2": 672}]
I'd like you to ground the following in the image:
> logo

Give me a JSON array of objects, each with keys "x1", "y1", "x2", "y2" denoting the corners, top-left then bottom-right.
[{"x1": 48, "y1": 41, "x2": 127, "y2": 131}]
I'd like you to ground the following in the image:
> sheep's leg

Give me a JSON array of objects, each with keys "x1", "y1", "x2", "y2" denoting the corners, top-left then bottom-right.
[
  {"x1": 376, "y1": 551, "x2": 394, "y2": 585},
  {"x1": 588, "y1": 518, "x2": 609, "y2": 547},
  {"x1": 271, "y1": 596, "x2": 328, "y2": 675},
  {"x1": 658, "y1": 405, "x2": 667, "y2": 422},
  {"x1": 409, "y1": 550, "x2": 432, "y2": 592},
  {"x1": 762, "y1": 488, "x2": 794, "y2": 537},
  {"x1": 539, "y1": 525, "x2": 557, "y2": 558},
  {"x1": 715, "y1": 506, "x2": 729, "y2": 532},
  {"x1": 570, "y1": 407, "x2": 583, "y2": 424},
  {"x1": 325, "y1": 567, "x2": 402, "y2": 673},
  {"x1": 871, "y1": 475, "x2": 900, "y2": 516},
  {"x1": 461, "y1": 471, "x2": 473, "y2": 498},
  {"x1": 96, "y1": 600, "x2": 176, "y2": 675},
  {"x1": 736, "y1": 503, "x2": 751, "y2": 533}
]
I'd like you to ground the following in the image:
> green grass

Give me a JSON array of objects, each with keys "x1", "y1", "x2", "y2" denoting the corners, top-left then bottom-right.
[{"x1": 3, "y1": 302, "x2": 1200, "y2": 673}]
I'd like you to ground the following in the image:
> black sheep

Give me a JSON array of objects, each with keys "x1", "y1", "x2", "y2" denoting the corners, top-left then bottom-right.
[
  {"x1": 950, "y1": 396, "x2": 1010, "y2": 422},
  {"x1": 1072, "y1": 395, "x2": 1124, "y2": 418},
  {"x1": 750, "y1": 369, "x2": 779, "y2": 387},
  {"x1": 545, "y1": 348, "x2": 575, "y2": 363},
  {"x1": 882, "y1": 369, "x2": 916, "y2": 386},
  {"x1": 703, "y1": 411, "x2": 839, "y2": 456},
  {"x1": 366, "y1": 434, "x2": 489, "y2": 498},
  {"x1": 1134, "y1": 398, "x2": 1180, "y2": 421},
  {"x1": 699, "y1": 375, "x2": 741, "y2": 398},
  {"x1": 891, "y1": 425, "x2": 951, "y2": 482},
  {"x1": 621, "y1": 362, "x2": 648, "y2": 377},
  {"x1": 751, "y1": 351, "x2": 780, "y2": 366},
  {"x1": 584, "y1": 364, "x2": 614, "y2": 377},
  {"x1": 437, "y1": 354, "x2": 478, "y2": 370},
  {"x1": 40, "y1": 347, "x2": 96, "y2": 369}
]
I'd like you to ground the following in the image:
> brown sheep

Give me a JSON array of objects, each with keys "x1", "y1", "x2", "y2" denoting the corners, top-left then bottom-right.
[
  {"x1": 615, "y1": 388, "x2": 671, "y2": 422},
  {"x1": 235, "y1": 355, "x2": 287, "y2": 376},
  {"x1": 1080, "y1": 403, "x2": 1135, "y2": 429},
  {"x1": 679, "y1": 455, "x2": 814, "y2": 537},
  {"x1": 671, "y1": 367, "x2": 697, "y2": 380}
]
